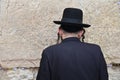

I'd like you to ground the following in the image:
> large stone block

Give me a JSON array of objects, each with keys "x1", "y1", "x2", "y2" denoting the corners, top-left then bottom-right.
[
  {"x1": 0, "y1": 0, "x2": 120, "y2": 68},
  {"x1": 0, "y1": 67, "x2": 120, "y2": 80}
]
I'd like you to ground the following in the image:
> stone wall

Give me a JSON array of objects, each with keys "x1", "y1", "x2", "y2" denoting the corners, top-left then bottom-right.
[
  {"x1": 0, "y1": 67, "x2": 120, "y2": 80},
  {"x1": 0, "y1": 0, "x2": 119, "y2": 68},
  {"x1": 0, "y1": 0, "x2": 120, "y2": 80}
]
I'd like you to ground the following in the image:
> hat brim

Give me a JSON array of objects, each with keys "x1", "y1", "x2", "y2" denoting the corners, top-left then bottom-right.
[{"x1": 53, "y1": 21, "x2": 91, "y2": 28}]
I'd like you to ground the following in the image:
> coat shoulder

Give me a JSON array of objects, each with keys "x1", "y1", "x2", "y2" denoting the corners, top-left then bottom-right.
[
  {"x1": 82, "y1": 42, "x2": 102, "y2": 53},
  {"x1": 83, "y1": 42, "x2": 101, "y2": 48},
  {"x1": 44, "y1": 44, "x2": 59, "y2": 50},
  {"x1": 42, "y1": 44, "x2": 60, "y2": 55},
  {"x1": 44, "y1": 42, "x2": 101, "y2": 51}
]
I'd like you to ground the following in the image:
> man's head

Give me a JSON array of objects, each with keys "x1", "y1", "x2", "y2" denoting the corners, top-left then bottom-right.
[
  {"x1": 57, "y1": 24, "x2": 85, "y2": 44},
  {"x1": 58, "y1": 25, "x2": 83, "y2": 39},
  {"x1": 53, "y1": 8, "x2": 90, "y2": 43}
]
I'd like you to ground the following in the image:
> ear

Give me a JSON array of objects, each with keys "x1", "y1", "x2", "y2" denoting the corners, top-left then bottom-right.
[
  {"x1": 78, "y1": 30, "x2": 84, "y2": 38},
  {"x1": 58, "y1": 27, "x2": 63, "y2": 36}
]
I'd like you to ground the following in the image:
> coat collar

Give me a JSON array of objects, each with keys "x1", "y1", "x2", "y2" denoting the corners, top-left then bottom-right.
[{"x1": 62, "y1": 37, "x2": 81, "y2": 43}]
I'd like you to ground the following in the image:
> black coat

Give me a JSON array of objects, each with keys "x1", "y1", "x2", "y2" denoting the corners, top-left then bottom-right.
[{"x1": 36, "y1": 37, "x2": 108, "y2": 80}]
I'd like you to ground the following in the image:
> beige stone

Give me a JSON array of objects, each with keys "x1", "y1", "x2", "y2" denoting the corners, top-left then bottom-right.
[
  {"x1": 0, "y1": 67, "x2": 119, "y2": 80},
  {"x1": 0, "y1": 0, "x2": 120, "y2": 68}
]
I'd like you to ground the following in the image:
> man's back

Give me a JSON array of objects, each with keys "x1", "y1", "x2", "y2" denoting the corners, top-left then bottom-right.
[{"x1": 36, "y1": 37, "x2": 108, "y2": 80}]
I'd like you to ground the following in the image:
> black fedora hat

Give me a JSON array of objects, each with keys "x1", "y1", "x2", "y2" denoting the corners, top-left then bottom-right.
[{"x1": 54, "y1": 8, "x2": 91, "y2": 27}]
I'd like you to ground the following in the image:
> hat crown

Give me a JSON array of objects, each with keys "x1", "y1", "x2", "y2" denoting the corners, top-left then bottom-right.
[
  {"x1": 53, "y1": 7, "x2": 91, "y2": 28},
  {"x1": 62, "y1": 8, "x2": 83, "y2": 22}
]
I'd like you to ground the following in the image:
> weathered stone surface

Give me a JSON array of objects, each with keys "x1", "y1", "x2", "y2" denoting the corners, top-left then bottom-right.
[
  {"x1": 0, "y1": 68, "x2": 38, "y2": 80},
  {"x1": 108, "y1": 67, "x2": 120, "y2": 80},
  {"x1": 83, "y1": 0, "x2": 120, "y2": 64},
  {"x1": 0, "y1": 0, "x2": 120, "y2": 68},
  {"x1": 0, "y1": 67, "x2": 120, "y2": 80},
  {"x1": 0, "y1": 70, "x2": 10, "y2": 80}
]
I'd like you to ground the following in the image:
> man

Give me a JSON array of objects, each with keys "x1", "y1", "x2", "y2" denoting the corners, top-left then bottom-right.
[{"x1": 36, "y1": 8, "x2": 108, "y2": 80}]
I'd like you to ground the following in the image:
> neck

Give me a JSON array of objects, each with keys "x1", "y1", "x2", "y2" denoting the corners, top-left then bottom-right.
[{"x1": 62, "y1": 34, "x2": 78, "y2": 40}]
